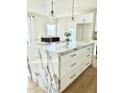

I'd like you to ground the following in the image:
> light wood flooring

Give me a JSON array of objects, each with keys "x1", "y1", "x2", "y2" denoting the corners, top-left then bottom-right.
[
  {"x1": 27, "y1": 78, "x2": 47, "y2": 93},
  {"x1": 62, "y1": 66, "x2": 97, "y2": 93}
]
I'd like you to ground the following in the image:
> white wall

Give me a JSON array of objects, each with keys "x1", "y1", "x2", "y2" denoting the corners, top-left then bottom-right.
[
  {"x1": 76, "y1": 23, "x2": 93, "y2": 41},
  {"x1": 56, "y1": 13, "x2": 95, "y2": 41},
  {"x1": 56, "y1": 17, "x2": 74, "y2": 41},
  {"x1": 27, "y1": 12, "x2": 96, "y2": 42},
  {"x1": 27, "y1": 12, "x2": 57, "y2": 41}
]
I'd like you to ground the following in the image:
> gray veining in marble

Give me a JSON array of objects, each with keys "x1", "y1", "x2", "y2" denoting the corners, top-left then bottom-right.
[{"x1": 27, "y1": 41, "x2": 94, "y2": 93}]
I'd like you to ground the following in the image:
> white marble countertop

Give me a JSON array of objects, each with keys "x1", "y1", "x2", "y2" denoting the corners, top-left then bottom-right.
[{"x1": 28, "y1": 41, "x2": 94, "y2": 54}]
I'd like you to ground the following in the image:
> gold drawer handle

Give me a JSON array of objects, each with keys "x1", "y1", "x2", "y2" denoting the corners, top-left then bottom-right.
[
  {"x1": 86, "y1": 63, "x2": 90, "y2": 65},
  {"x1": 71, "y1": 63, "x2": 77, "y2": 67},
  {"x1": 86, "y1": 55, "x2": 90, "y2": 57},
  {"x1": 70, "y1": 74, "x2": 76, "y2": 79},
  {"x1": 71, "y1": 54, "x2": 77, "y2": 57}
]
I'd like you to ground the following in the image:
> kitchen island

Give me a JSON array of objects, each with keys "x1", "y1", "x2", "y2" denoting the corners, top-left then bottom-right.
[{"x1": 27, "y1": 41, "x2": 94, "y2": 93}]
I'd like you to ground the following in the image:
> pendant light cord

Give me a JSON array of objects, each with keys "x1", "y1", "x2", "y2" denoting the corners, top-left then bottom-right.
[
  {"x1": 52, "y1": 0, "x2": 53, "y2": 11},
  {"x1": 51, "y1": 0, "x2": 54, "y2": 16},
  {"x1": 72, "y1": 0, "x2": 74, "y2": 20}
]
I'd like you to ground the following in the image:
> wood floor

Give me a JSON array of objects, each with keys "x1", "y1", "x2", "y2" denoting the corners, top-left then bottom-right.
[
  {"x1": 27, "y1": 79, "x2": 47, "y2": 93},
  {"x1": 62, "y1": 66, "x2": 97, "y2": 93}
]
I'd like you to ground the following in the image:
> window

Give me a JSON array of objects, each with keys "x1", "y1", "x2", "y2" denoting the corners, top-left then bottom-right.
[
  {"x1": 68, "y1": 26, "x2": 76, "y2": 41},
  {"x1": 47, "y1": 24, "x2": 56, "y2": 37}
]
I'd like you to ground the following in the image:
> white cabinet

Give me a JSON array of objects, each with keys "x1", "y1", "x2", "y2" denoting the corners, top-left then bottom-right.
[
  {"x1": 81, "y1": 13, "x2": 94, "y2": 23},
  {"x1": 74, "y1": 13, "x2": 94, "y2": 24},
  {"x1": 28, "y1": 41, "x2": 94, "y2": 93},
  {"x1": 60, "y1": 44, "x2": 93, "y2": 92}
]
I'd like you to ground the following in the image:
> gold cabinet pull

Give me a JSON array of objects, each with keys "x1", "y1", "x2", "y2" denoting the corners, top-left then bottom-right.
[
  {"x1": 86, "y1": 55, "x2": 90, "y2": 57},
  {"x1": 70, "y1": 74, "x2": 76, "y2": 79},
  {"x1": 71, "y1": 63, "x2": 77, "y2": 67},
  {"x1": 71, "y1": 54, "x2": 77, "y2": 57}
]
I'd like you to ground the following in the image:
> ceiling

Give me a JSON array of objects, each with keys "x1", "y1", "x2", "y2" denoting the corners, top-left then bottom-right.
[{"x1": 27, "y1": 0, "x2": 97, "y2": 18}]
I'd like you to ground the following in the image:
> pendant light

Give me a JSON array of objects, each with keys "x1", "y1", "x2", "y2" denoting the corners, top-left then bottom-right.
[
  {"x1": 72, "y1": 0, "x2": 75, "y2": 20},
  {"x1": 51, "y1": 0, "x2": 54, "y2": 16}
]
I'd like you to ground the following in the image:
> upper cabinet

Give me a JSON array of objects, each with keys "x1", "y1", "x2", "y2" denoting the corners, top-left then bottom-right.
[
  {"x1": 82, "y1": 13, "x2": 94, "y2": 23},
  {"x1": 74, "y1": 13, "x2": 94, "y2": 24}
]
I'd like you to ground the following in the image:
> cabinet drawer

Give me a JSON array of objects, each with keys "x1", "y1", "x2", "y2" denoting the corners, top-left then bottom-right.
[
  {"x1": 61, "y1": 61, "x2": 77, "y2": 76},
  {"x1": 60, "y1": 61, "x2": 92, "y2": 92},
  {"x1": 61, "y1": 51, "x2": 92, "y2": 77},
  {"x1": 60, "y1": 45, "x2": 93, "y2": 64},
  {"x1": 74, "y1": 45, "x2": 93, "y2": 57},
  {"x1": 60, "y1": 51, "x2": 78, "y2": 64},
  {"x1": 84, "y1": 45, "x2": 93, "y2": 54},
  {"x1": 78, "y1": 46, "x2": 92, "y2": 62},
  {"x1": 84, "y1": 51, "x2": 92, "y2": 63},
  {"x1": 60, "y1": 65, "x2": 81, "y2": 92},
  {"x1": 61, "y1": 53, "x2": 86, "y2": 76},
  {"x1": 75, "y1": 52, "x2": 92, "y2": 68},
  {"x1": 79, "y1": 62, "x2": 91, "y2": 74}
]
